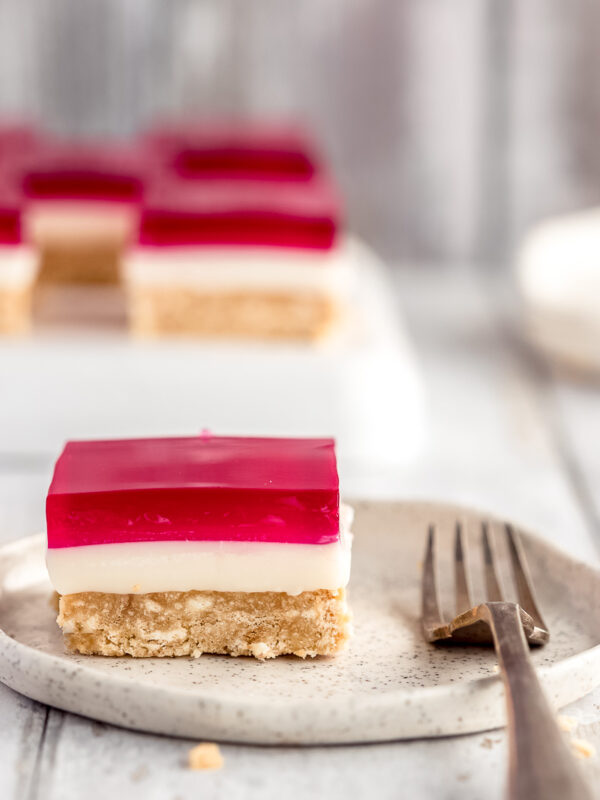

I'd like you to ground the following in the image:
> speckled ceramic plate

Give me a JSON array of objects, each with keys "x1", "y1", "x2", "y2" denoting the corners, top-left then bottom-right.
[{"x1": 1, "y1": 500, "x2": 599, "y2": 745}]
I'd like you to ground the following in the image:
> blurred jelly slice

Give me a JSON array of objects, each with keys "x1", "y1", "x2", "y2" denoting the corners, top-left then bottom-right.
[{"x1": 122, "y1": 174, "x2": 356, "y2": 340}]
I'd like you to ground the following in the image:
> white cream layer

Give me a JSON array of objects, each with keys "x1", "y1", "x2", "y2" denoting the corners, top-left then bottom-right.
[
  {"x1": 122, "y1": 237, "x2": 356, "y2": 296},
  {"x1": 0, "y1": 246, "x2": 39, "y2": 287},
  {"x1": 46, "y1": 505, "x2": 353, "y2": 596}
]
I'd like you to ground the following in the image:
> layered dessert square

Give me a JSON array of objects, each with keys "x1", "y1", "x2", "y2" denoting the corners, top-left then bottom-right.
[
  {"x1": 122, "y1": 176, "x2": 353, "y2": 340},
  {"x1": 46, "y1": 435, "x2": 353, "y2": 659},
  {"x1": 18, "y1": 142, "x2": 146, "y2": 283},
  {"x1": 0, "y1": 187, "x2": 39, "y2": 334}
]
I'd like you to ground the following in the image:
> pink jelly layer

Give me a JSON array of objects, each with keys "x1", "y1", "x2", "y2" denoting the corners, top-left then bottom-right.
[
  {"x1": 138, "y1": 177, "x2": 339, "y2": 248},
  {"x1": 144, "y1": 121, "x2": 319, "y2": 181},
  {"x1": 17, "y1": 142, "x2": 148, "y2": 203},
  {"x1": 47, "y1": 436, "x2": 340, "y2": 549}
]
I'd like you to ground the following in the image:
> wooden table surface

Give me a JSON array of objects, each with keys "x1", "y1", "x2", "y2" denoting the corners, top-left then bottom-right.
[{"x1": 1, "y1": 266, "x2": 599, "y2": 799}]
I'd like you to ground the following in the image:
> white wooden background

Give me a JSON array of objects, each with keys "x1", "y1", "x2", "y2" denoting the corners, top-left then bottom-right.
[
  {"x1": 2, "y1": 0, "x2": 600, "y2": 263},
  {"x1": 0, "y1": 268, "x2": 599, "y2": 799}
]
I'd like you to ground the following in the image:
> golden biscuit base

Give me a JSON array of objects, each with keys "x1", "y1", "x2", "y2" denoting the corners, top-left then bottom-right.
[
  {"x1": 125, "y1": 286, "x2": 340, "y2": 341},
  {"x1": 57, "y1": 588, "x2": 352, "y2": 659}
]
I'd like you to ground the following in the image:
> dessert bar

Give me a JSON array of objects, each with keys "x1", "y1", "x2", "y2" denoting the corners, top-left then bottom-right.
[
  {"x1": 46, "y1": 435, "x2": 353, "y2": 659},
  {"x1": 123, "y1": 177, "x2": 353, "y2": 340}
]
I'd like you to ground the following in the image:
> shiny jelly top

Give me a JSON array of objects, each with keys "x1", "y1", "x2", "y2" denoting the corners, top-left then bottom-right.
[
  {"x1": 144, "y1": 120, "x2": 319, "y2": 181},
  {"x1": 138, "y1": 176, "x2": 339, "y2": 249},
  {"x1": 46, "y1": 436, "x2": 340, "y2": 548}
]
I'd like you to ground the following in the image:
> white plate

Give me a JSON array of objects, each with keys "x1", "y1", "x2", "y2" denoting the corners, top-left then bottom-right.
[{"x1": 1, "y1": 500, "x2": 599, "y2": 745}]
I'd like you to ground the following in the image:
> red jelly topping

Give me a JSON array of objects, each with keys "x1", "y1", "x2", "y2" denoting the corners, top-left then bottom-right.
[
  {"x1": 46, "y1": 436, "x2": 339, "y2": 548},
  {"x1": 18, "y1": 142, "x2": 148, "y2": 203},
  {"x1": 138, "y1": 177, "x2": 339, "y2": 249},
  {"x1": 145, "y1": 121, "x2": 319, "y2": 181}
]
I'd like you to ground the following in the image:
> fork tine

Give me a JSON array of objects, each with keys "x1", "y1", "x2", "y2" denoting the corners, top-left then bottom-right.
[
  {"x1": 505, "y1": 523, "x2": 547, "y2": 630},
  {"x1": 422, "y1": 524, "x2": 445, "y2": 633},
  {"x1": 481, "y1": 522, "x2": 504, "y2": 601},
  {"x1": 454, "y1": 521, "x2": 473, "y2": 613}
]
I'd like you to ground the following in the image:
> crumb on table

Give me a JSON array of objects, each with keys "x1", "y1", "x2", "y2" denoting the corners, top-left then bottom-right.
[
  {"x1": 571, "y1": 738, "x2": 596, "y2": 760},
  {"x1": 557, "y1": 714, "x2": 577, "y2": 733},
  {"x1": 188, "y1": 742, "x2": 224, "y2": 771}
]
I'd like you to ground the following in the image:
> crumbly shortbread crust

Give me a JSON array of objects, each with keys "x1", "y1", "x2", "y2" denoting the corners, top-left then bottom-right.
[
  {"x1": 58, "y1": 588, "x2": 352, "y2": 659},
  {"x1": 125, "y1": 286, "x2": 340, "y2": 340}
]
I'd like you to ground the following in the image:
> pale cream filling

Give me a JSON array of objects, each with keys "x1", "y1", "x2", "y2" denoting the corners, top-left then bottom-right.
[
  {"x1": 122, "y1": 236, "x2": 357, "y2": 296},
  {"x1": 46, "y1": 504, "x2": 353, "y2": 596}
]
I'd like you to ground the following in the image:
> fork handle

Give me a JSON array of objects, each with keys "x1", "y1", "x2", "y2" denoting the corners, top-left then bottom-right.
[{"x1": 484, "y1": 603, "x2": 594, "y2": 800}]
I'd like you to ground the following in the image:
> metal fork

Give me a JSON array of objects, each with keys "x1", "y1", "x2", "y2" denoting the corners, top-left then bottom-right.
[{"x1": 422, "y1": 521, "x2": 594, "y2": 800}]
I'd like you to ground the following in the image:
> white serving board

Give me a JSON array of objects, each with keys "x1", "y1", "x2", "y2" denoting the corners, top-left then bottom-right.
[
  {"x1": 1, "y1": 500, "x2": 599, "y2": 745},
  {"x1": 0, "y1": 239, "x2": 425, "y2": 467}
]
